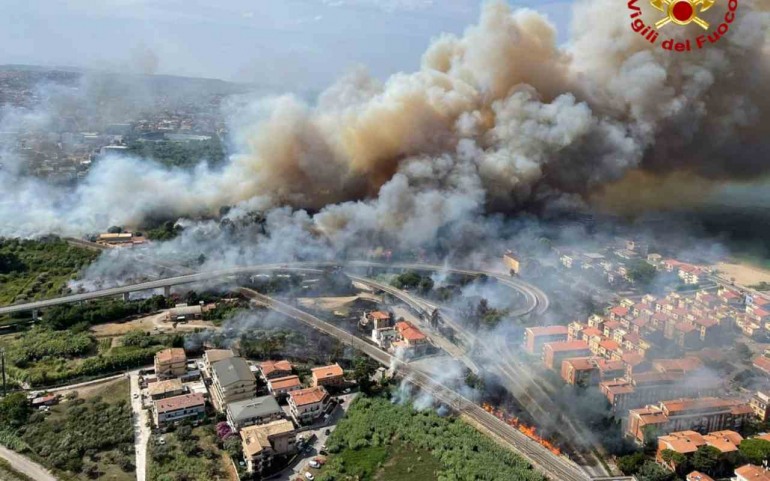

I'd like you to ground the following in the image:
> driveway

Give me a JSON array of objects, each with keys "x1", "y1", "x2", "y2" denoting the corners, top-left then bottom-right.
[
  {"x1": 130, "y1": 373, "x2": 150, "y2": 481},
  {"x1": 277, "y1": 393, "x2": 358, "y2": 481},
  {"x1": 0, "y1": 445, "x2": 57, "y2": 481}
]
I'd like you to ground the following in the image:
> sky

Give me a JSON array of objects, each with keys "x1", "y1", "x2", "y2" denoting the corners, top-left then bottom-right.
[{"x1": 0, "y1": 0, "x2": 572, "y2": 90}]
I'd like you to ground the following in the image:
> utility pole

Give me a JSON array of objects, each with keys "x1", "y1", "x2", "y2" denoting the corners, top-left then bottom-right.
[{"x1": 1, "y1": 349, "x2": 6, "y2": 397}]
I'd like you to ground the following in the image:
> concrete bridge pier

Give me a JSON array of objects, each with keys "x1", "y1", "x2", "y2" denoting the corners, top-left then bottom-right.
[
  {"x1": 164, "y1": 286, "x2": 171, "y2": 297},
  {"x1": 123, "y1": 292, "x2": 130, "y2": 302},
  {"x1": 32, "y1": 309, "x2": 39, "y2": 321}
]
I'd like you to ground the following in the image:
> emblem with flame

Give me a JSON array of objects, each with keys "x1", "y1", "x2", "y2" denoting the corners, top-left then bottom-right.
[{"x1": 650, "y1": 0, "x2": 716, "y2": 29}]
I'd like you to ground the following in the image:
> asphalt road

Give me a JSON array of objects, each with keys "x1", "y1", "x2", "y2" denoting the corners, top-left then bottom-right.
[
  {"x1": 0, "y1": 445, "x2": 58, "y2": 481},
  {"x1": 0, "y1": 260, "x2": 577, "y2": 479},
  {"x1": 240, "y1": 287, "x2": 588, "y2": 481},
  {"x1": 0, "y1": 261, "x2": 548, "y2": 318}
]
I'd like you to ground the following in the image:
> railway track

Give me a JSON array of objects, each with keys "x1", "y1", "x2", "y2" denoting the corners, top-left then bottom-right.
[
  {"x1": 0, "y1": 255, "x2": 594, "y2": 479},
  {"x1": 241, "y1": 287, "x2": 588, "y2": 481}
]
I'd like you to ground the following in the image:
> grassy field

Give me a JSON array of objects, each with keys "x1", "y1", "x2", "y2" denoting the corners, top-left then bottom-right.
[
  {"x1": 375, "y1": 444, "x2": 441, "y2": 481},
  {"x1": 0, "y1": 237, "x2": 98, "y2": 306},
  {"x1": 148, "y1": 422, "x2": 234, "y2": 481},
  {"x1": 0, "y1": 458, "x2": 36, "y2": 481}
]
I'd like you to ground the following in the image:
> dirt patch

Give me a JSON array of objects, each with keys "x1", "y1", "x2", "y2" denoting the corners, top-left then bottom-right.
[
  {"x1": 714, "y1": 262, "x2": 770, "y2": 288},
  {"x1": 90, "y1": 312, "x2": 216, "y2": 337},
  {"x1": 297, "y1": 294, "x2": 381, "y2": 313}
]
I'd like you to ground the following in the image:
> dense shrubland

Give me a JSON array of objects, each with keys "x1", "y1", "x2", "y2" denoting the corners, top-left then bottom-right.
[{"x1": 319, "y1": 396, "x2": 544, "y2": 481}]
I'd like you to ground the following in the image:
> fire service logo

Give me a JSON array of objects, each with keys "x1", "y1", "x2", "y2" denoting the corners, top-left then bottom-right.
[{"x1": 627, "y1": 0, "x2": 739, "y2": 52}]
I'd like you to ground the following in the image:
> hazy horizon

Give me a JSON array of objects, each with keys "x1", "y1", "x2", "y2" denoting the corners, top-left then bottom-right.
[{"x1": 0, "y1": 1, "x2": 572, "y2": 89}]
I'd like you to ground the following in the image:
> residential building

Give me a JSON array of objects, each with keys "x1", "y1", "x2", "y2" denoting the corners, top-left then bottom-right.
[
  {"x1": 735, "y1": 465, "x2": 770, "y2": 481},
  {"x1": 524, "y1": 325, "x2": 568, "y2": 355},
  {"x1": 361, "y1": 311, "x2": 392, "y2": 330},
  {"x1": 210, "y1": 357, "x2": 257, "y2": 410},
  {"x1": 372, "y1": 326, "x2": 397, "y2": 349},
  {"x1": 148, "y1": 378, "x2": 185, "y2": 400},
  {"x1": 154, "y1": 348, "x2": 187, "y2": 380},
  {"x1": 241, "y1": 419, "x2": 296, "y2": 474},
  {"x1": 259, "y1": 360, "x2": 294, "y2": 380},
  {"x1": 600, "y1": 369, "x2": 721, "y2": 415},
  {"x1": 686, "y1": 471, "x2": 714, "y2": 481},
  {"x1": 202, "y1": 349, "x2": 235, "y2": 379},
  {"x1": 627, "y1": 397, "x2": 753, "y2": 444},
  {"x1": 153, "y1": 393, "x2": 206, "y2": 428},
  {"x1": 754, "y1": 354, "x2": 770, "y2": 376},
  {"x1": 561, "y1": 357, "x2": 625, "y2": 387},
  {"x1": 267, "y1": 375, "x2": 302, "y2": 398},
  {"x1": 288, "y1": 386, "x2": 332, "y2": 425},
  {"x1": 226, "y1": 396, "x2": 284, "y2": 429},
  {"x1": 311, "y1": 363, "x2": 345, "y2": 388},
  {"x1": 656, "y1": 430, "x2": 742, "y2": 471},
  {"x1": 561, "y1": 358, "x2": 600, "y2": 387},
  {"x1": 751, "y1": 391, "x2": 770, "y2": 421},
  {"x1": 542, "y1": 340, "x2": 591, "y2": 371},
  {"x1": 392, "y1": 321, "x2": 428, "y2": 355}
]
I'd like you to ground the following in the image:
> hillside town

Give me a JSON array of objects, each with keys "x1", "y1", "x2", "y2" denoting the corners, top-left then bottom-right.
[{"x1": 521, "y1": 240, "x2": 770, "y2": 481}]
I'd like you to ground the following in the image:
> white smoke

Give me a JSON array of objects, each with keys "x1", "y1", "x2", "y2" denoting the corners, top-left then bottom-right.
[{"x1": 1, "y1": 0, "x2": 769, "y2": 247}]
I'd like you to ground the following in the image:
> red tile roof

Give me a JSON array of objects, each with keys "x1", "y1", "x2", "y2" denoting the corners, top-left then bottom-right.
[
  {"x1": 753, "y1": 356, "x2": 770, "y2": 374},
  {"x1": 155, "y1": 348, "x2": 186, "y2": 364},
  {"x1": 581, "y1": 327, "x2": 603, "y2": 337},
  {"x1": 311, "y1": 364, "x2": 344, "y2": 380},
  {"x1": 544, "y1": 340, "x2": 589, "y2": 352},
  {"x1": 563, "y1": 357, "x2": 596, "y2": 370},
  {"x1": 289, "y1": 386, "x2": 329, "y2": 407},
  {"x1": 694, "y1": 318, "x2": 718, "y2": 327},
  {"x1": 154, "y1": 393, "x2": 205, "y2": 414},
  {"x1": 610, "y1": 306, "x2": 629, "y2": 317},
  {"x1": 269, "y1": 375, "x2": 301, "y2": 390},
  {"x1": 735, "y1": 464, "x2": 770, "y2": 481},
  {"x1": 396, "y1": 321, "x2": 427, "y2": 342},
  {"x1": 260, "y1": 360, "x2": 293, "y2": 377}
]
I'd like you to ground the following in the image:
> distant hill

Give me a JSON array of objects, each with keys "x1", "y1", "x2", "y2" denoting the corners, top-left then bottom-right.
[{"x1": 0, "y1": 64, "x2": 255, "y2": 98}]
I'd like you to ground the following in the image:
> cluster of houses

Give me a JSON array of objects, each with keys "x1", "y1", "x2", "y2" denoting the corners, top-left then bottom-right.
[
  {"x1": 655, "y1": 430, "x2": 770, "y2": 481},
  {"x1": 362, "y1": 310, "x2": 429, "y2": 357},
  {"x1": 144, "y1": 347, "x2": 348, "y2": 475},
  {"x1": 554, "y1": 236, "x2": 713, "y2": 289},
  {"x1": 523, "y1": 281, "x2": 770, "y2": 448}
]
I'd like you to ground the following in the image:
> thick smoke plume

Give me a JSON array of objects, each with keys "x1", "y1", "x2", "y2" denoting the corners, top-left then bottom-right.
[{"x1": 1, "y1": 0, "x2": 770, "y2": 247}]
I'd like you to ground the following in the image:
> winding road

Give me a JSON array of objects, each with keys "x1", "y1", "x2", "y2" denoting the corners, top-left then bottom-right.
[{"x1": 0, "y1": 259, "x2": 596, "y2": 480}]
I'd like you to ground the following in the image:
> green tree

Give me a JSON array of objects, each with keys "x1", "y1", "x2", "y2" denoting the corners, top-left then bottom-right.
[
  {"x1": 636, "y1": 460, "x2": 675, "y2": 481},
  {"x1": 628, "y1": 260, "x2": 657, "y2": 285},
  {"x1": 0, "y1": 392, "x2": 31, "y2": 427},
  {"x1": 691, "y1": 445, "x2": 720, "y2": 474},
  {"x1": 740, "y1": 438, "x2": 770, "y2": 465},
  {"x1": 352, "y1": 356, "x2": 379, "y2": 394},
  {"x1": 617, "y1": 452, "x2": 646, "y2": 475},
  {"x1": 223, "y1": 437, "x2": 242, "y2": 459}
]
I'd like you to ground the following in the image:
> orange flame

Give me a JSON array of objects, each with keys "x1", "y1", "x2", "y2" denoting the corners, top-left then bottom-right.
[{"x1": 482, "y1": 403, "x2": 562, "y2": 456}]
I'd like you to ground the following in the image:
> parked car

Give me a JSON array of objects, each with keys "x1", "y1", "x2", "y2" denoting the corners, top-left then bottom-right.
[
  {"x1": 324, "y1": 429, "x2": 331, "y2": 435},
  {"x1": 304, "y1": 472, "x2": 315, "y2": 481},
  {"x1": 309, "y1": 460, "x2": 321, "y2": 469}
]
